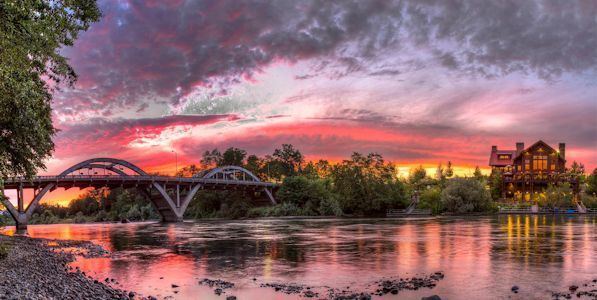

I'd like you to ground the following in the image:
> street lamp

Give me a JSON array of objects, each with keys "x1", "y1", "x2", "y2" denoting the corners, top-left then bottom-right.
[{"x1": 171, "y1": 150, "x2": 178, "y2": 176}]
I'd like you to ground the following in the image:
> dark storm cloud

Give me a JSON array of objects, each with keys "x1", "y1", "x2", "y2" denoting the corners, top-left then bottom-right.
[{"x1": 59, "y1": 0, "x2": 597, "y2": 115}]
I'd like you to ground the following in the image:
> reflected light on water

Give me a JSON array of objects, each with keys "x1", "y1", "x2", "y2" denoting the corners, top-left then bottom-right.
[{"x1": 2, "y1": 216, "x2": 595, "y2": 299}]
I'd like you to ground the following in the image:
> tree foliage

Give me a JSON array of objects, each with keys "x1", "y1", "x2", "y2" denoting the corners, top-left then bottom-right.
[
  {"x1": 331, "y1": 153, "x2": 407, "y2": 215},
  {"x1": 585, "y1": 168, "x2": 597, "y2": 197},
  {"x1": 0, "y1": 0, "x2": 101, "y2": 178},
  {"x1": 441, "y1": 177, "x2": 492, "y2": 213}
]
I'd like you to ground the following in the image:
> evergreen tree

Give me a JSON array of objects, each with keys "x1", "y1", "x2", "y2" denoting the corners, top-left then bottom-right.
[{"x1": 444, "y1": 161, "x2": 454, "y2": 178}]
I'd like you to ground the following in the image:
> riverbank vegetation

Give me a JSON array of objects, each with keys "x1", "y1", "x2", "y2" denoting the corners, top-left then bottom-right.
[
  {"x1": 8, "y1": 144, "x2": 595, "y2": 225},
  {"x1": 21, "y1": 144, "x2": 494, "y2": 223}
]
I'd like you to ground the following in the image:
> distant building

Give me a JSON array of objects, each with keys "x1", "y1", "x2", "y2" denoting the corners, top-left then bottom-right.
[{"x1": 489, "y1": 140, "x2": 578, "y2": 200}]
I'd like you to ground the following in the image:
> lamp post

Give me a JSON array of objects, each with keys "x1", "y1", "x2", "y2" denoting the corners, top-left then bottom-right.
[{"x1": 172, "y1": 150, "x2": 178, "y2": 176}]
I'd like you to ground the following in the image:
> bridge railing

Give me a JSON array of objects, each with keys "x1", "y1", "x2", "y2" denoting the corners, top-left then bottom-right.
[{"x1": 2, "y1": 174, "x2": 277, "y2": 186}]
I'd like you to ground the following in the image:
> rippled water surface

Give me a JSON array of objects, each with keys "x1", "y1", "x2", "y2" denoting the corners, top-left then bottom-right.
[{"x1": 6, "y1": 215, "x2": 597, "y2": 299}]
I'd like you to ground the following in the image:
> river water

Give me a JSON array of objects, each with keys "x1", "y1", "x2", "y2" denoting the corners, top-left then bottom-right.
[{"x1": 4, "y1": 215, "x2": 597, "y2": 299}]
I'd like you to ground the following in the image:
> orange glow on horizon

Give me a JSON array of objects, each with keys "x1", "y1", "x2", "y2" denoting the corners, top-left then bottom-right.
[{"x1": 31, "y1": 161, "x2": 489, "y2": 207}]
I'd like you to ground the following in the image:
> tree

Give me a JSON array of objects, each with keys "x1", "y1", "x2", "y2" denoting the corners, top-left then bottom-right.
[
  {"x1": 220, "y1": 147, "x2": 247, "y2": 166},
  {"x1": 200, "y1": 149, "x2": 222, "y2": 168},
  {"x1": 0, "y1": 0, "x2": 101, "y2": 178},
  {"x1": 245, "y1": 154, "x2": 264, "y2": 178},
  {"x1": 409, "y1": 165, "x2": 427, "y2": 185},
  {"x1": 331, "y1": 152, "x2": 407, "y2": 215},
  {"x1": 473, "y1": 166, "x2": 484, "y2": 180},
  {"x1": 176, "y1": 164, "x2": 201, "y2": 177},
  {"x1": 272, "y1": 144, "x2": 304, "y2": 177},
  {"x1": 489, "y1": 169, "x2": 503, "y2": 200},
  {"x1": 435, "y1": 163, "x2": 445, "y2": 181},
  {"x1": 277, "y1": 176, "x2": 332, "y2": 214},
  {"x1": 568, "y1": 161, "x2": 585, "y2": 175},
  {"x1": 444, "y1": 161, "x2": 454, "y2": 178},
  {"x1": 585, "y1": 168, "x2": 597, "y2": 196},
  {"x1": 441, "y1": 177, "x2": 493, "y2": 213}
]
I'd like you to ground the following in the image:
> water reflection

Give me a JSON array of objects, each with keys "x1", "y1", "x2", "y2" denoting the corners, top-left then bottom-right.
[{"x1": 3, "y1": 215, "x2": 596, "y2": 299}]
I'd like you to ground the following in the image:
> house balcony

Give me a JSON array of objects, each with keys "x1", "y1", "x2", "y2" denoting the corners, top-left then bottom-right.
[{"x1": 503, "y1": 172, "x2": 579, "y2": 184}]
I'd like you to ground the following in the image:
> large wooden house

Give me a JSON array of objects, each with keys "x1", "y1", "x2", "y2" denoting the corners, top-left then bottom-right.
[{"x1": 489, "y1": 140, "x2": 577, "y2": 200}]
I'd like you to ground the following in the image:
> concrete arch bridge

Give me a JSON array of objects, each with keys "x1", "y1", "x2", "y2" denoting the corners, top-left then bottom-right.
[{"x1": 1, "y1": 158, "x2": 278, "y2": 230}]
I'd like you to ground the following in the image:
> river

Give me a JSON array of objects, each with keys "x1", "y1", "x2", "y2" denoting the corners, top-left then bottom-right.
[{"x1": 3, "y1": 215, "x2": 597, "y2": 299}]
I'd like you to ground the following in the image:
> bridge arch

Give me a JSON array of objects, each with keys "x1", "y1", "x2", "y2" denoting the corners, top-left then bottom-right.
[
  {"x1": 58, "y1": 157, "x2": 149, "y2": 177},
  {"x1": 21, "y1": 158, "x2": 154, "y2": 220},
  {"x1": 194, "y1": 166, "x2": 276, "y2": 205},
  {"x1": 199, "y1": 165, "x2": 263, "y2": 182}
]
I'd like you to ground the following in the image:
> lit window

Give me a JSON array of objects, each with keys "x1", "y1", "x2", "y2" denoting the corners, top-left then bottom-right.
[
  {"x1": 498, "y1": 154, "x2": 511, "y2": 160},
  {"x1": 533, "y1": 155, "x2": 547, "y2": 170}
]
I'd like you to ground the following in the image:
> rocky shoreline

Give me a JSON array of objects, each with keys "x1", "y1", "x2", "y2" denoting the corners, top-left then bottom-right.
[{"x1": 0, "y1": 235, "x2": 148, "y2": 300}]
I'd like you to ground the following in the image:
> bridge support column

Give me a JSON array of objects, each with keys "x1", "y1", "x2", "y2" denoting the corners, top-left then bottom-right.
[{"x1": 14, "y1": 213, "x2": 29, "y2": 231}]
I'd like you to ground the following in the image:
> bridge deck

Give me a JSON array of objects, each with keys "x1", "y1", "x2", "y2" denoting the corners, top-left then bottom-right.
[{"x1": 2, "y1": 175, "x2": 278, "y2": 189}]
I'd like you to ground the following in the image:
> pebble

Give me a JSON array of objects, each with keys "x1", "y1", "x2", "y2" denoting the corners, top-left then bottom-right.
[
  {"x1": 0, "y1": 235, "x2": 140, "y2": 300},
  {"x1": 568, "y1": 285, "x2": 578, "y2": 292},
  {"x1": 422, "y1": 296, "x2": 441, "y2": 300}
]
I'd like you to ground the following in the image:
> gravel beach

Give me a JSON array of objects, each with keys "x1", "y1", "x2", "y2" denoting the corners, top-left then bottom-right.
[{"x1": 0, "y1": 235, "x2": 143, "y2": 300}]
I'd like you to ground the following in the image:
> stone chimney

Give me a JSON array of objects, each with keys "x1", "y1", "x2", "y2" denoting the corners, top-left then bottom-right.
[
  {"x1": 516, "y1": 142, "x2": 524, "y2": 154},
  {"x1": 559, "y1": 143, "x2": 565, "y2": 160},
  {"x1": 492, "y1": 145, "x2": 497, "y2": 152}
]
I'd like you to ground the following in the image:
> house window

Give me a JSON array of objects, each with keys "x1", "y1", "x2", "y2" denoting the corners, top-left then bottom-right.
[
  {"x1": 498, "y1": 154, "x2": 511, "y2": 160},
  {"x1": 524, "y1": 159, "x2": 530, "y2": 171},
  {"x1": 533, "y1": 155, "x2": 547, "y2": 170}
]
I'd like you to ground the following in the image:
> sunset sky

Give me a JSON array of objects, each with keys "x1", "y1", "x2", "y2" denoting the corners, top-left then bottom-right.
[{"x1": 23, "y1": 0, "x2": 597, "y2": 205}]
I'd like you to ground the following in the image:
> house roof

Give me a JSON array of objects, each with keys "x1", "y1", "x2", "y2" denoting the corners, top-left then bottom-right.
[
  {"x1": 489, "y1": 150, "x2": 516, "y2": 166},
  {"x1": 512, "y1": 140, "x2": 564, "y2": 162}
]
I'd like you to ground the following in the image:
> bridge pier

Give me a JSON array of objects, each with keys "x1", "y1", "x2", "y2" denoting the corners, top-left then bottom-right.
[{"x1": 14, "y1": 213, "x2": 29, "y2": 231}]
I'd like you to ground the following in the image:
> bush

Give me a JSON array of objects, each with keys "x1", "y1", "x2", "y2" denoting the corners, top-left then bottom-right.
[
  {"x1": 30, "y1": 210, "x2": 60, "y2": 224},
  {"x1": 0, "y1": 244, "x2": 8, "y2": 260},
  {"x1": 277, "y1": 176, "x2": 333, "y2": 214},
  {"x1": 73, "y1": 211, "x2": 87, "y2": 224},
  {"x1": 581, "y1": 194, "x2": 597, "y2": 208},
  {"x1": 247, "y1": 202, "x2": 307, "y2": 217},
  {"x1": 94, "y1": 210, "x2": 108, "y2": 222},
  {"x1": 222, "y1": 198, "x2": 252, "y2": 219},
  {"x1": 441, "y1": 177, "x2": 493, "y2": 213},
  {"x1": 539, "y1": 183, "x2": 574, "y2": 208},
  {"x1": 126, "y1": 204, "x2": 142, "y2": 221},
  {"x1": 418, "y1": 187, "x2": 443, "y2": 215},
  {"x1": 318, "y1": 197, "x2": 343, "y2": 216}
]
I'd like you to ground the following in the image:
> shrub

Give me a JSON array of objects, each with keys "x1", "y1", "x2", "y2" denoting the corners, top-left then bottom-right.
[
  {"x1": 441, "y1": 177, "x2": 493, "y2": 213},
  {"x1": 0, "y1": 244, "x2": 8, "y2": 260},
  {"x1": 277, "y1": 176, "x2": 333, "y2": 214},
  {"x1": 223, "y1": 198, "x2": 252, "y2": 219},
  {"x1": 418, "y1": 187, "x2": 443, "y2": 215},
  {"x1": 581, "y1": 194, "x2": 597, "y2": 208},
  {"x1": 94, "y1": 210, "x2": 108, "y2": 222},
  {"x1": 73, "y1": 212, "x2": 87, "y2": 224},
  {"x1": 247, "y1": 202, "x2": 307, "y2": 217},
  {"x1": 540, "y1": 183, "x2": 574, "y2": 208},
  {"x1": 126, "y1": 204, "x2": 142, "y2": 221},
  {"x1": 318, "y1": 197, "x2": 343, "y2": 216}
]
